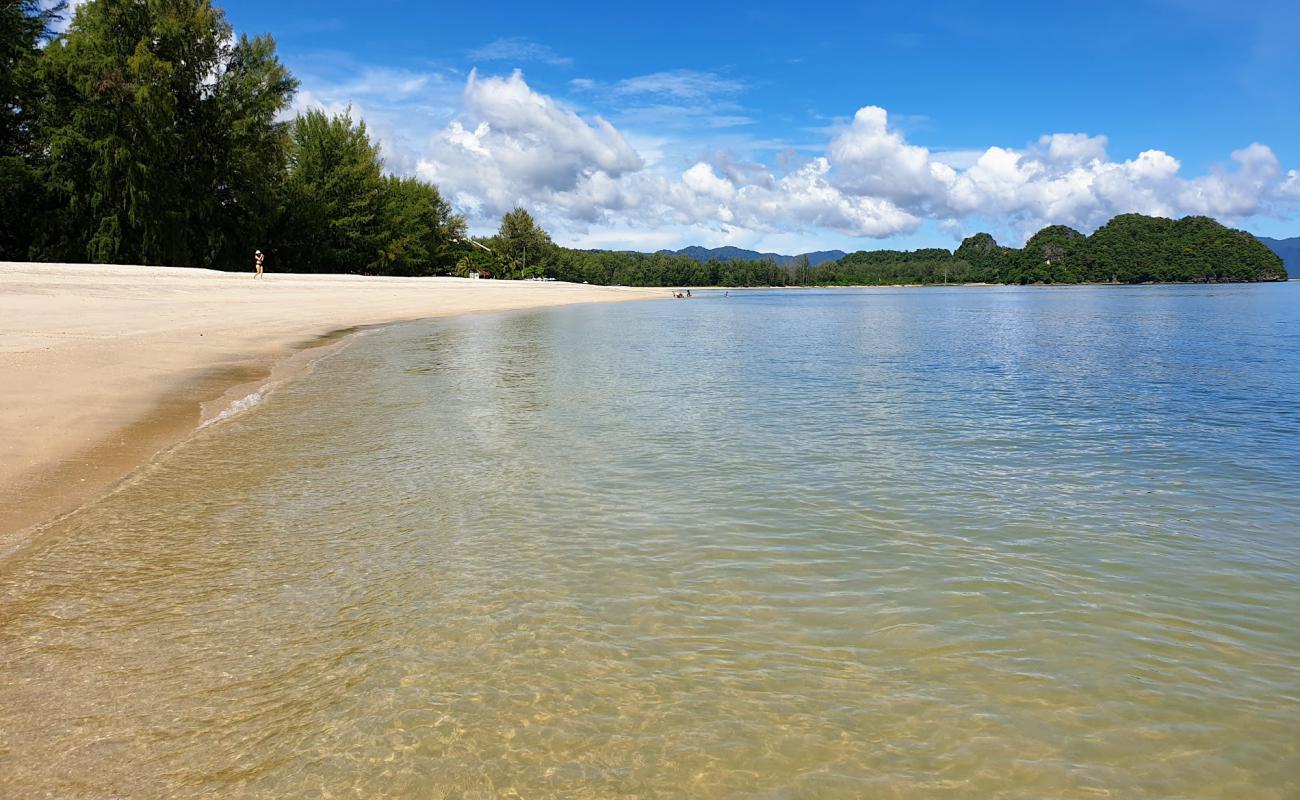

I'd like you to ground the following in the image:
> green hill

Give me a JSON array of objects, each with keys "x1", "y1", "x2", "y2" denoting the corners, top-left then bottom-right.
[{"x1": 544, "y1": 214, "x2": 1287, "y2": 287}]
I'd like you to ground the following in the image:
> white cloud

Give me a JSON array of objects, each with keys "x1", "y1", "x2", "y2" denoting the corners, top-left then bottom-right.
[
  {"x1": 1178, "y1": 143, "x2": 1286, "y2": 217},
  {"x1": 417, "y1": 70, "x2": 642, "y2": 219},
  {"x1": 814, "y1": 106, "x2": 1298, "y2": 238},
  {"x1": 682, "y1": 163, "x2": 736, "y2": 201},
  {"x1": 612, "y1": 70, "x2": 745, "y2": 99},
  {"x1": 929, "y1": 149, "x2": 985, "y2": 170},
  {"x1": 295, "y1": 68, "x2": 1298, "y2": 248},
  {"x1": 1036, "y1": 133, "x2": 1109, "y2": 165},
  {"x1": 614, "y1": 104, "x2": 753, "y2": 130},
  {"x1": 467, "y1": 37, "x2": 571, "y2": 66},
  {"x1": 410, "y1": 72, "x2": 921, "y2": 239},
  {"x1": 736, "y1": 157, "x2": 922, "y2": 237},
  {"x1": 827, "y1": 105, "x2": 956, "y2": 205},
  {"x1": 1281, "y1": 169, "x2": 1300, "y2": 198}
]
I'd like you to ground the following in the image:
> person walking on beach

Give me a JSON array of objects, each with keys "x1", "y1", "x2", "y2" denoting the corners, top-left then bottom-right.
[{"x1": 253, "y1": 249, "x2": 264, "y2": 279}]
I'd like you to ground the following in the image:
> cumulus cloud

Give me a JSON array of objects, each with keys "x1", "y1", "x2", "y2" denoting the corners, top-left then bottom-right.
[
  {"x1": 1178, "y1": 143, "x2": 1287, "y2": 217},
  {"x1": 1036, "y1": 132, "x2": 1109, "y2": 164},
  {"x1": 1281, "y1": 170, "x2": 1300, "y2": 198},
  {"x1": 330, "y1": 69, "x2": 1296, "y2": 245},
  {"x1": 827, "y1": 106, "x2": 956, "y2": 204},
  {"x1": 682, "y1": 163, "x2": 736, "y2": 201},
  {"x1": 412, "y1": 72, "x2": 920, "y2": 238},
  {"x1": 816, "y1": 106, "x2": 1297, "y2": 236},
  {"x1": 418, "y1": 70, "x2": 642, "y2": 218},
  {"x1": 735, "y1": 158, "x2": 921, "y2": 237}
]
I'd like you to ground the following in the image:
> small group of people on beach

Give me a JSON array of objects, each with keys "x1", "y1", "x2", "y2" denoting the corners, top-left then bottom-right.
[{"x1": 673, "y1": 289, "x2": 692, "y2": 298}]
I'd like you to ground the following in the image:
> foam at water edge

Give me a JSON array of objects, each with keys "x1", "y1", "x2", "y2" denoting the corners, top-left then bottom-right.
[
  {"x1": 196, "y1": 329, "x2": 366, "y2": 433},
  {"x1": 199, "y1": 387, "x2": 267, "y2": 429}
]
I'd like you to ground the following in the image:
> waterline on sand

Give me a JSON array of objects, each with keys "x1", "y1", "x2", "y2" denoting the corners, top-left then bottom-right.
[{"x1": 0, "y1": 262, "x2": 660, "y2": 545}]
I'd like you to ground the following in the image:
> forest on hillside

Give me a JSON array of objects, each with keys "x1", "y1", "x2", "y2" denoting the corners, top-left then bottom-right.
[
  {"x1": 1, "y1": 2, "x2": 1287, "y2": 286},
  {"x1": 547, "y1": 215, "x2": 1285, "y2": 287}
]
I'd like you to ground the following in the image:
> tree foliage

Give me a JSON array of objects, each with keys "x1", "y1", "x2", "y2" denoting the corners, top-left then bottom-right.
[
  {"x1": 29, "y1": 0, "x2": 289, "y2": 264},
  {"x1": 1, "y1": 0, "x2": 57, "y2": 152},
  {"x1": 529, "y1": 215, "x2": 1286, "y2": 287},
  {"x1": 275, "y1": 109, "x2": 384, "y2": 272},
  {"x1": 376, "y1": 175, "x2": 467, "y2": 276},
  {"x1": 273, "y1": 111, "x2": 467, "y2": 275},
  {"x1": 488, "y1": 207, "x2": 555, "y2": 278},
  {"x1": 201, "y1": 32, "x2": 298, "y2": 267},
  {"x1": 0, "y1": 0, "x2": 61, "y2": 258},
  {"x1": 2, "y1": 0, "x2": 465, "y2": 275}
]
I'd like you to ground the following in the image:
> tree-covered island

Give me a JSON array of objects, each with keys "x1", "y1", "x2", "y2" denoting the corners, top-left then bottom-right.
[
  {"x1": 561, "y1": 215, "x2": 1283, "y2": 288},
  {"x1": 1, "y1": 1, "x2": 1288, "y2": 287}
]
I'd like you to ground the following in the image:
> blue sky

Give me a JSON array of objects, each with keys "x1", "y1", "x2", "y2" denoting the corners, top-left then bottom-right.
[{"x1": 211, "y1": 1, "x2": 1299, "y2": 251}]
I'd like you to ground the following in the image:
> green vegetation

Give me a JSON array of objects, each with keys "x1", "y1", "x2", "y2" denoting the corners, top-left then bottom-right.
[
  {"x1": 1, "y1": 0, "x2": 467, "y2": 273},
  {"x1": 1, "y1": 0, "x2": 60, "y2": 258},
  {"x1": 537, "y1": 216, "x2": 1285, "y2": 287},
  {"x1": 0, "y1": 2, "x2": 1288, "y2": 285},
  {"x1": 24, "y1": 0, "x2": 298, "y2": 266}
]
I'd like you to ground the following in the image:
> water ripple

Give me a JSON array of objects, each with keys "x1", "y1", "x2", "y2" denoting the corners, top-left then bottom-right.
[{"x1": 2, "y1": 285, "x2": 1298, "y2": 798}]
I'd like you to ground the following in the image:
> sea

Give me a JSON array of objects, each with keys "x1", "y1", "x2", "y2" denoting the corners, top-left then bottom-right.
[{"x1": 2, "y1": 283, "x2": 1297, "y2": 798}]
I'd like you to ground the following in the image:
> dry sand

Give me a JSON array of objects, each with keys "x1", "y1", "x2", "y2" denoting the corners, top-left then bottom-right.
[{"x1": 0, "y1": 262, "x2": 661, "y2": 546}]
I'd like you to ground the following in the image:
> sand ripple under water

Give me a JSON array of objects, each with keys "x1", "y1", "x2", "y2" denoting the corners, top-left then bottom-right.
[{"x1": 2, "y1": 285, "x2": 1298, "y2": 798}]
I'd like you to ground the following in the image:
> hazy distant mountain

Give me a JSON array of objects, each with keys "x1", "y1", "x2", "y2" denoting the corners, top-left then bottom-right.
[
  {"x1": 656, "y1": 245, "x2": 847, "y2": 266},
  {"x1": 1255, "y1": 236, "x2": 1299, "y2": 274}
]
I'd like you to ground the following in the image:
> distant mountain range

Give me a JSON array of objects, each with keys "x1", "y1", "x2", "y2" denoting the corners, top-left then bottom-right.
[
  {"x1": 1255, "y1": 236, "x2": 1299, "y2": 274},
  {"x1": 629, "y1": 235, "x2": 1297, "y2": 274},
  {"x1": 655, "y1": 245, "x2": 847, "y2": 266}
]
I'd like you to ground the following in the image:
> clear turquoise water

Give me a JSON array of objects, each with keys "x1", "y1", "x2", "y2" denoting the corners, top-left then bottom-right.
[{"x1": 2, "y1": 284, "x2": 1298, "y2": 798}]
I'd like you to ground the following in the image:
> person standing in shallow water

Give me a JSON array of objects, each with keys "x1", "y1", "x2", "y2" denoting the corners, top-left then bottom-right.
[{"x1": 254, "y1": 249, "x2": 264, "y2": 279}]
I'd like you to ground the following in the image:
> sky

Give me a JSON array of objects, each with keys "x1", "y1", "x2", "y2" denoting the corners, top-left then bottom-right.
[{"x1": 75, "y1": 0, "x2": 1300, "y2": 252}]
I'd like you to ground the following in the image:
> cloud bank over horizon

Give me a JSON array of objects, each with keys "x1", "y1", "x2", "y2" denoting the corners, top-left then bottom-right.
[{"x1": 299, "y1": 68, "x2": 1300, "y2": 251}]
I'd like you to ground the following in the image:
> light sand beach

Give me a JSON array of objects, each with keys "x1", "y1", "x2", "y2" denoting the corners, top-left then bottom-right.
[{"x1": 0, "y1": 262, "x2": 660, "y2": 546}]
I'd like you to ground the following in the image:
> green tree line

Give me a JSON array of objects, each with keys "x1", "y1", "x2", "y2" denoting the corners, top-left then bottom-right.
[
  {"x1": 1, "y1": 0, "x2": 468, "y2": 274},
  {"x1": 525, "y1": 214, "x2": 1285, "y2": 287}
]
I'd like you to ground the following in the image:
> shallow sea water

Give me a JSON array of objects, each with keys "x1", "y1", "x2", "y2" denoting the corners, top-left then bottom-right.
[{"x1": 2, "y1": 284, "x2": 1298, "y2": 798}]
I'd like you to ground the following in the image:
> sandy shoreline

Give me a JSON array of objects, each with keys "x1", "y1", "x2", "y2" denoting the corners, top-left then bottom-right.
[{"x1": 0, "y1": 262, "x2": 661, "y2": 549}]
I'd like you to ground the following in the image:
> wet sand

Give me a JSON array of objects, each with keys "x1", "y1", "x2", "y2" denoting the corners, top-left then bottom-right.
[{"x1": 0, "y1": 262, "x2": 660, "y2": 547}]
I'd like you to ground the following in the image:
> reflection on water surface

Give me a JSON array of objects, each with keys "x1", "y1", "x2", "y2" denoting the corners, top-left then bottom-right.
[{"x1": 2, "y1": 285, "x2": 1298, "y2": 798}]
